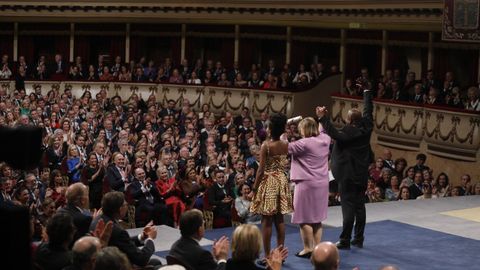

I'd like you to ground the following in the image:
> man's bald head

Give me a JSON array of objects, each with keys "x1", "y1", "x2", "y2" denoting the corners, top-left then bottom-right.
[
  {"x1": 379, "y1": 266, "x2": 399, "y2": 270},
  {"x1": 72, "y1": 236, "x2": 101, "y2": 270},
  {"x1": 66, "y1": 182, "x2": 89, "y2": 208},
  {"x1": 311, "y1": 242, "x2": 339, "y2": 270}
]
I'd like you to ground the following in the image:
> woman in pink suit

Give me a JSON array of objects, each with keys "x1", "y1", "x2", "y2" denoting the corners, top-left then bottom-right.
[{"x1": 288, "y1": 117, "x2": 331, "y2": 258}]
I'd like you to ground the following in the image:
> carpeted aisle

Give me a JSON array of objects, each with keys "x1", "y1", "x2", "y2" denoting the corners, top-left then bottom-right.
[{"x1": 156, "y1": 220, "x2": 480, "y2": 270}]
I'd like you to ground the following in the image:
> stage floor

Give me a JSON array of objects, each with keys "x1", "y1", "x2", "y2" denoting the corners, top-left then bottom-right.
[{"x1": 130, "y1": 195, "x2": 480, "y2": 270}]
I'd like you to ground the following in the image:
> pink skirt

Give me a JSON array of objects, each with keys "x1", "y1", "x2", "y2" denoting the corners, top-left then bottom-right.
[{"x1": 291, "y1": 179, "x2": 328, "y2": 224}]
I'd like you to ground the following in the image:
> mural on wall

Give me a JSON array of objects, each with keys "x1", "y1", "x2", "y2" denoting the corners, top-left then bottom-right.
[{"x1": 443, "y1": 0, "x2": 480, "y2": 42}]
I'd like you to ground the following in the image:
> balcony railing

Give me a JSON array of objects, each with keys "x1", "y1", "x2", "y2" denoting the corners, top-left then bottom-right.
[
  {"x1": 0, "y1": 80, "x2": 294, "y2": 117},
  {"x1": 331, "y1": 93, "x2": 480, "y2": 161}
]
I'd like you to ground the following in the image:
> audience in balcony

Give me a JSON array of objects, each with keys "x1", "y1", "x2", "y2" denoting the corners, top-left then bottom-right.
[
  {"x1": 344, "y1": 67, "x2": 480, "y2": 112},
  {"x1": 0, "y1": 50, "x2": 332, "y2": 91}
]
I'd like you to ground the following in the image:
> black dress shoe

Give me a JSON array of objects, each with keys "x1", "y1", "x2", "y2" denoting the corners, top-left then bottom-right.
[
  {"x1": 335, "y1": 241, "x2": 351, "y2": 250},
  {"x1": 294, "y1": 251, "x2": 312, "y2": 258},
  {"x1": 351, "y1": 239, "x2": 364, "y2": 248}
]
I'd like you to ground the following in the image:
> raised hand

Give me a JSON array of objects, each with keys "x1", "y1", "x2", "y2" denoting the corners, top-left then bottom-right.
[
  {"x1": 212, "y1": 236, "x2": 229, "y2": 261},
  {"x1": 266, "y1": 245, "x2": 288, "y2": 270},
  {"x1": 316, "y1": 106, "x2": 327, "y2": 118}
]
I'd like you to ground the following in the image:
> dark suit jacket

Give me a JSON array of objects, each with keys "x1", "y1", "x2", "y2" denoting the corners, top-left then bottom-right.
[
  {"x1": 208, "y1": 183, "x2": 235, "y2": 218},
  {"x1": 35, "y1": 242, "x2": 72, "y2": 270},
  {"x1": 105, "y1": 164, "x2": 126, "y2": 192},
  {"x1": 57, "y1": 203, "x2": 92, "y2": 243},
  {"x1": 169, "y1": 236, "x2": 225, "y2": 270},
  {"x1": 127, "y1": 180, "x2": 163, "y2": 206},
  {"x1": 90, "y1": 214, "x2": 155, "y2": 267},
  {"x1": 409, "y1": 183, "x2": 424, "y2": 199},
  {"x1": 319, "y1": 90, "x2": 374, "y2": 189}
]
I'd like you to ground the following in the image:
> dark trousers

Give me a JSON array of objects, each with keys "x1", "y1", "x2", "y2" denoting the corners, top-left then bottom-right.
[
  {"x1": 135, "y1": 202, "x2": 170, "y2": 227},
  {"x1": 339, "y1": 182, "x2": 366, "y2": 243}
]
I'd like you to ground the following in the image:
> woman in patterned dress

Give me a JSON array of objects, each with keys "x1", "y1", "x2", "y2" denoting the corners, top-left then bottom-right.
[{"x1": 250, "y1": 113, "x2": 293, "y2": 262}]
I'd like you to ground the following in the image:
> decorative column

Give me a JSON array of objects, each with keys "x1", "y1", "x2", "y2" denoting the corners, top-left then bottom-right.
[
  {"x1": 381, "y1": 30, "x2": 388, "y2": 76},
  {"x1": 13, "y1": 22, "x2": 18, "y2": 61},
  {"x1": 69, "y1": 23, "x2": 75, "y2": 62},
  {"x1": 428, "y1": 32, "x2": 434, "y2": 70},
  {"x1": 181, "y1": 24, "x2": 186, "y2": 61},
  {"x1": 234, "y1": 25, "x2": 240, "y2": 63},
  {"x1": 125, "y1": 23, "x2": 130, "y2": 63},
  {"x1": 339, "y1": 29, "x2": 346, "y2": 87},
  {"x1": 286, "y1": 26, "x2": 292, "y2": 65}
]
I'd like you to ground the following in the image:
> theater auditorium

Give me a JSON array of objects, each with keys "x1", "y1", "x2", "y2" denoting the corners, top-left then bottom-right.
[{"x1": 0, "y1": 1, "x2": 479, "y2": 270}]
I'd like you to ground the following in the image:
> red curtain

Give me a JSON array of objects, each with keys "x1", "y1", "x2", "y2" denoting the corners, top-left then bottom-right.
[
  {"x1": 239, "y1": 38, "x2": 256, "y2": 70},
  {"x1": 54, "y1": 36, "x2": 70, "y2": 62},
  {"x1": 74, "y1": 36, "x2": 91, "y2": 64},
  {"x1": 434, "y1": 48, "x2": 479, "y2": 87},
  {"x1": 221, "y1": 38, "x2": 234, "y2": 68},
  {"x1": 109, "y1": 35, "x2": 125, "y2": 62},
  {"x1": 290, "y1": 41, "x2": 307, "y2": 69},
  {"x1": 18, "y1": 36, "x2": 34, "y2": 63},
  {"x1": 170, "y1": 37, "x2": 181, "y2": 65},
  {"x1": 0, "y1": 35, "x2": 13, "y2": 59},
  {"x1": 129, "y1": 36, "x2": 143, "y2": 63}
]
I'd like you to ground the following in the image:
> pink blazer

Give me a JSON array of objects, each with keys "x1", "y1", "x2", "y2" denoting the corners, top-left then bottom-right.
[{"x1": 288, "y1": 132, "x2": 331, "y2": 182}]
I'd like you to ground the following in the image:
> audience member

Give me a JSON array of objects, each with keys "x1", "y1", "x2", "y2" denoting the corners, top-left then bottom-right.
[
  {"x1": 169, "y1": 209, "x2": 229, "y2": 270},
  {"x1": 94, "y1": 246, "x2": 133, "y2": 270},
  {"x1": 310, "y1": 242, "x2": 339, "y2": 270},
  {"x1": 90, "y1": 191, "x2": 161, "y2": 268},
  {"x1": 35, "y1": 213, "x2": 76, "y2": 270},
  {"x1": 227, "y1": 224, "x2": 287, "y2": 270}
]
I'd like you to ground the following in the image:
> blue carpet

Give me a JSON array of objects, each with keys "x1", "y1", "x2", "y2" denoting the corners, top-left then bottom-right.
[{"x1": 156, "y1": 220, "x2": 480, "y2": 270}]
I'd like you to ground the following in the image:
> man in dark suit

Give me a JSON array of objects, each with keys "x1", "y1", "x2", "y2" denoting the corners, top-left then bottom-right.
[
  {"x1": 57, "y1": 183, "x2": 93, "y2": 243},
  {"x1": 35, "y1": 213, "x2": 76, "y2": 270},
  {"x1": 90, "y1": 191, "x2": 161, "y2": 268},
  {"x1": 208, "y1": 170, "x2": 235, "y2": 228},
  {"x1": 169, "y1": 209, "x2": 229, "y2": 270},
  {"x1": 105, "y1": 153, "x2": 130, "y2": 192},
  {"x1": 127, "y1": 168, "x2": 169, "y2": 227},
  {"x1": 409, "y1": 171, "x2": 424, "y2": 199},
  {"x1": 317, "y1": 84, "x2": 374, "y2": 250}
]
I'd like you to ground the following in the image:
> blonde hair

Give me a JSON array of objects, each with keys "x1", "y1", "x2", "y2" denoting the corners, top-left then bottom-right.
[
  {"x1": 298, "y1": 117, "x2": 319, "y2": 138},
  {"x1": 231, "y1": 224, "x2": 262, "y2": 261}
]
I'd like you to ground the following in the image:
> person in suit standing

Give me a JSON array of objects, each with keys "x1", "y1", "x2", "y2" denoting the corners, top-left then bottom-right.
[
  {"x1": 57, "y1": 183, "x2": 92, "y2": 243},
  {"x1": 287, "y1": 117, "x2": 331, "y2": 258},
  {"x1": 90, "y1": 191, "x2": 161, "y2": 269},
  {"x1": 317, "y1": 83, "x2": 374, "y2": 250},
  {"x1": 105, "y1": 152, "x2": 130, "y2": 192},
  {"x1": 169, "y1": 209, "x2": 229, "y2": 270}
]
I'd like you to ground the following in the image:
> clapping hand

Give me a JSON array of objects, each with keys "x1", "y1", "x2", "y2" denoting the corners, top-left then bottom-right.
[
  {"x1": 316, "y1": 106, "x2": 327, "y2": 119},
  {"x1": 142, "y1": 221, "x2": 157, "y2": 240},
  {"x1": 91, "y1": 218, "x2": 113, "y2": 247},
  {"x1": 266, "y1": 245, "x2": 288, "y2": 270},
  {"x1": 212, "y1": 236, "x2": 229, "y2": 261}
]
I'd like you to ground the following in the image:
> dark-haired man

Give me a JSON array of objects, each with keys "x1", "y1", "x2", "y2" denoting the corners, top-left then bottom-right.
[
  {"x1": 90, "y1": 191, "x2": 161, "y2": 269},
  {"x1": 169, "y1": 209, "x2": 229, "y2": 270}
]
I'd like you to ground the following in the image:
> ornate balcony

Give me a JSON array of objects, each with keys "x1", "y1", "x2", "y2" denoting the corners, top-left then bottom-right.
[{"x1": 331, "y1": 93, "x2": 480, "y2": 162}]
